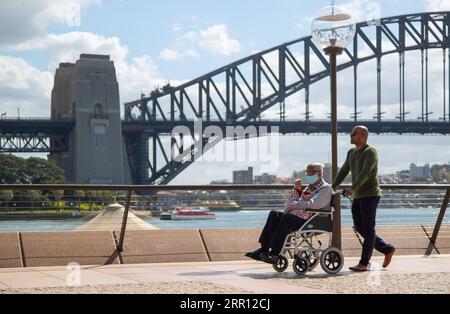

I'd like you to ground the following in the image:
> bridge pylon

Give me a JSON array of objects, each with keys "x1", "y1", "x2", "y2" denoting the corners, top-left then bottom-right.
[{"x1": 49, "y1": 54, "x2": 131, "y2": 184}]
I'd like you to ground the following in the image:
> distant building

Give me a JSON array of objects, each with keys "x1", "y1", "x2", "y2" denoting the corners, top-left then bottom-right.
[
  {"x1": 210, "y1": 180, "x2": 230, "y2": 185},
  {"x1": 410, "y1": 163, "x2": 430, "y2": 180},
  {"x1": 254, "y1": 173, "x2": 277, "y2": 184},
  {"x1": 233, "y1": 167, "x2": 253, "y2": 184},
  {"x1": 156, "y1": 191, "x2": 177, "y2": 209},
  {"x1": 273, "y1": 177, "x2": 292, "y2": 184},
  {"x1": 291, "y1": 171, "x2": 302, "y2": 180},
  {"x1": 396, "y1": 170, "x2": 410, "y2": 180}
]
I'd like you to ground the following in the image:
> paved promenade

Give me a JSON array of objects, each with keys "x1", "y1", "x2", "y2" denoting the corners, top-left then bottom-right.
[{"x1": 0, "y1": 254, "x2": 449, "y2": 294}]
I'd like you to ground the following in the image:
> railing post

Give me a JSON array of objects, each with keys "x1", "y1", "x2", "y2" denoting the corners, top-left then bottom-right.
[
  {"x1": 425, "y1": 189, "x2": 450, "y2": 255},
  {"x1": 117, "y1": 190, "x2": 132, "y2": 253},
  {"x1": 332, "y1": 193, "x2": 342, "y2": 250}
]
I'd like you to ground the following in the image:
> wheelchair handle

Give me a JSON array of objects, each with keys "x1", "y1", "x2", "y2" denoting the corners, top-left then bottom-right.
[{"x1": 340, "y1": 189, "x2": 353, "y2": 202}]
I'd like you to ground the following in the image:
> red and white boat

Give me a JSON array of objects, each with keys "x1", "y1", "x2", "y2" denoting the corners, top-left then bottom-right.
[{"x1": 160, "y1": 206, "x2": 216, "y2": 220}]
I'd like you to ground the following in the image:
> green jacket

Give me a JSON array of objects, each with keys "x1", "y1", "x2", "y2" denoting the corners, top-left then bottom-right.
[{"x1": 332, "y1": 144, "x2": 381, "y2": 199}]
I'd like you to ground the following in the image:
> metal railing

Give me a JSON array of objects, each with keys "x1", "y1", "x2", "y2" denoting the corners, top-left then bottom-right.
[{"x1": 0, "y1": 184, "x2": 448, "y2": 255}]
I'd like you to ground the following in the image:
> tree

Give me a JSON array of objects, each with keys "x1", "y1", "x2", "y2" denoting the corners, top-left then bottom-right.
[
  {"x1": 13, "y1": 190, "x2": 48, "y2": 209},
  {"x1": 430, "y1": 163, "x2": 450, "y2": 182},
  {"x1": 73, "y1": 190, "x2": 85, "y2": 209},
  {"x1": 51, "y1": 190, "x2": 65, "y2": 201},
  {"x1": 0, "y1": 154, "x2": 67, "y2": 210},
  {"x1": 26, "y1": 157, "x2": 66, "y2": 184},
  {"x1": 30, "y1": 190, "x2": 47, "y2": 208},
  {"x1": 0, "y1": 154, "x2": 66, "y2": 184},
  {"x1": 0, "y1": 154, "x2": 31, "y2": 184},
  {"x1": 0, "y1": 190, "x2": 13, "y2": 206}
]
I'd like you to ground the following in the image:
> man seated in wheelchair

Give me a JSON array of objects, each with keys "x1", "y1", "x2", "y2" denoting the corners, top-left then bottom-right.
[{"x1": 246, "y1": 162, "x2": 334, "y2": 264}]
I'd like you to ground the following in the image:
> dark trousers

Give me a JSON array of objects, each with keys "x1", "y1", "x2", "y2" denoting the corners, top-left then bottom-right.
[
  {"x1": 352, "y1": 196, "x2": 395, "y2": 266},
  {"x1": 259, "y1": 210, "x2": 306, "y2": 255}
]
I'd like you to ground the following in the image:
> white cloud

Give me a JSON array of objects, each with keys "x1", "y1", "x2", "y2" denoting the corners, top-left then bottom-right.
[
  {"x1": 160, "y1": 24, "x2": 241, "y2": 61},
  {"x1": 0, "y1": 0, "x2": 169, "y2": 112},
  {"x1": 185, "y1": 49, "x2": 200, "y2": 58},
  {"x1": 340, "y1": 0, "x2": 381, "y2": 24},
  {"x1": 296, "y1": 15, "x2": 314, "y2": 31},
  {"x1": 159, "y1": 48, "x2": 181, "y2": 61},
  {"x1": 198, "y1": 24, "x2": 241, "y2": 56},
  {"x1": 172, "y1": 24, "x2": 182, "y2": 32},
  {"x1": 159, "y1": 47, "x2": 199, "y2": 61},
  {"x1": 424, "y1": 0, "x2": 450, "y2": 11},
  {"x1": 118, "y1": 55, "x2": 169, "y2": 102},
  {"x1": 11, "y1": 32, "x2": 128, "y2": 71},
  {"x1": 0, "y1": 0, "x2": 100, "y2": 47},
  {"x1": 170, "y1": 15, "x2": 202, "y2": 34},
  {"x1": 177, "y1": 31, "x2": 200, "y2": 46},
  {"x1": 0, "y1": 56, "x2": 53, "y2": 116},
  {"x1": 179, "y1": 15, "x2": 200, "y2": 22},
  {"x1": 0, "y1": 31, "x2": 168, "y2": 115}
]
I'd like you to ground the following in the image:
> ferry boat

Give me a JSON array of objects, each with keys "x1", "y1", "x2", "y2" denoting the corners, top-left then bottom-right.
[
  {"x1": 190, "y1": 199, "x2": 241, "y2": 211},
  {"x1": 160, "y1": 206, "x2": 216, "y2": 220}
]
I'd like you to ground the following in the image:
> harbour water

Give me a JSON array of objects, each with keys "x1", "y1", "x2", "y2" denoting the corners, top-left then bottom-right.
[
  {"x1": 0, "y1": 207, "x2": 447, "y2": 232},
  {"x1": 0, "y1": 218, "x2": 87, "y2": 233}
]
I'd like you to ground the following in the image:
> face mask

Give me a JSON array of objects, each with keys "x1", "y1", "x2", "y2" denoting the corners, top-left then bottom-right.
[{"x1": 306, "y1": 174, "x2": 318, "y2": 182}]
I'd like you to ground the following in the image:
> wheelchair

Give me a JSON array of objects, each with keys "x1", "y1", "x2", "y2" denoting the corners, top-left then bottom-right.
[{"x1": 272, "y1": 192, "x2": 344, "y2": 275}]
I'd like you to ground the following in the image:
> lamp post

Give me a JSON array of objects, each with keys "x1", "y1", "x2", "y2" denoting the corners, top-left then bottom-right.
[{"x1": 312, "y1": 3, "x2": 355, "y2": 249}]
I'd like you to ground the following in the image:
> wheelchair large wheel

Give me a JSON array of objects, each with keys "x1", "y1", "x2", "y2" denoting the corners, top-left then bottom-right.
[
  {"x1": 272, "y1": 255, "x2": 289, "y2": 273},
  {"x1": 301, "y1": 251, "x2": 319, "y2": 271},
  {"x1": 320, "y1": 247, "x2": 344, "y2": 274},
  {"x1": 293, "y1": 255, "x2": 309, "y2": 275}
]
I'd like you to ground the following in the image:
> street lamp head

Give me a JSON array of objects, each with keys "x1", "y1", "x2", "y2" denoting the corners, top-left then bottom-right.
[{"x1": 311, "y1": 5, "x2": 356, "y2": 49}]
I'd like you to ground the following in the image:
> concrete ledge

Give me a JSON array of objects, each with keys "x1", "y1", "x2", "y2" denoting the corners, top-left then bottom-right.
[
  {"x1": 0, "y1": 233, "x2": 22, "y2": 268},
  {"x1": 200, "y1": 228, "x2": 262, "y2": 261},
  {"x1": 435, "y1": 238, "x2": 450, "y2": 254},
  {"x1": 20, "y1": 231, "x2": 118, "y2": 267},
  {"x1": 374, "y1": 226, "x2": 435, "y2": 255},
  {"x1": 423, "y1": 225, "x2": 450, "y2": 254},
  {"x1": 120, "y1": 230, "x2": 209, "y2": 264},
  {"x1": 341, "y1": 232, "x2": 362, "y2": 249},
  {"x1": 0, "y1": 225, "x2": 448, "y2": 268}
]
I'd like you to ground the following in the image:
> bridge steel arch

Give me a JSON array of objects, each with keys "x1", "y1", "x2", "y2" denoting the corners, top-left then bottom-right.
[{"x1": 123, "y1": 12, "x2": 450, "y2": 185}]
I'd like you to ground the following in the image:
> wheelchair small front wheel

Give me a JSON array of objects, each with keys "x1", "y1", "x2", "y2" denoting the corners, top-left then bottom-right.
[
  {"x1": 273, "y1": 256, "x2": 289, "y2": 273},
  {"x1": 320, "y1": 247, "x2": 344, "y2": 274},
  {"x1": 301, "y1": 251, "x2": 319, "y2": 271},
  {"x1": 293, "y1": 255, "x2": 309, "y2": 275}
]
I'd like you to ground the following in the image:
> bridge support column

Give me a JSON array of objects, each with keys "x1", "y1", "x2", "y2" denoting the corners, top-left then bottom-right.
[
  {"x1": 49, "y1": 54, "x2": 131, "y2": 184},
  {"x1": 124, "y1": 132, "x2": 150, "y2": 185}
]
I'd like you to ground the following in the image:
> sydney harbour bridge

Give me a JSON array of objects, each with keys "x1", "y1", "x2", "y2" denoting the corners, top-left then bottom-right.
[{"x1": 1, "y1": 12, "x2": 450, "y2": 185}]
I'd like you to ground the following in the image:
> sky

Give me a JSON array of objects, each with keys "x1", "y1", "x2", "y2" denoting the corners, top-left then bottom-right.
[{"x1": 1, "y1": 0, "x2": 450, "y2": 184}]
